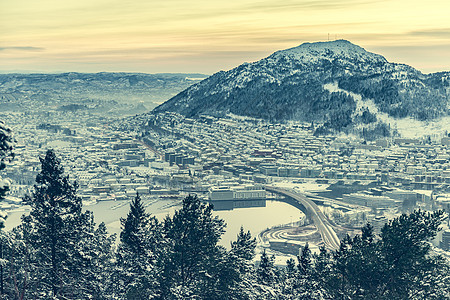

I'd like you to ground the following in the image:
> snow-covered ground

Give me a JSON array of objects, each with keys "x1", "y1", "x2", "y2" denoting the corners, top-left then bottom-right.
[
  {"x1": 270, "y1": 180, "x2": 330, "y2": 193},
  {"x1": 324, "y1": 82, "x2": 450, "y2": 138}
]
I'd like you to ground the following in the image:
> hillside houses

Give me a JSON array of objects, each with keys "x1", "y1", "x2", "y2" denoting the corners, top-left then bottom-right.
[{"x1": 138, "y1": 113, "x2": 449, "y2": 195}]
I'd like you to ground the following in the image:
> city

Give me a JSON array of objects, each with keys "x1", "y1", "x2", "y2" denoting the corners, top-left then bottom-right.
[
  {"x1": 2, "y1": 104, "x2": 450, "y2": 258},
  {"x1": 2, "y1": 0, "x2": 450, "y2": 297}
]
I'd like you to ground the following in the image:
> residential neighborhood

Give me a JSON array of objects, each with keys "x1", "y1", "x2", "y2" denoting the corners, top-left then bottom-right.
[{"x1": 2, "y1": 109, "x2": 449, "y2": 254}]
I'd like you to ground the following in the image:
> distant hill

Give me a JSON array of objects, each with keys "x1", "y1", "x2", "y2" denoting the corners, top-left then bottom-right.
[
  {"x1": 0, "y1": 72, "x2": 207, "y2": 115},
  {"x1": 153, "y1": 40, "x2": 449, "y2": 135}
]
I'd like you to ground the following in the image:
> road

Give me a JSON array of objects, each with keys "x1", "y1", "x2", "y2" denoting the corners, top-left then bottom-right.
[
  {"x1": 137, "y1": 138, "x2": 163, "y2": 160},
  {"x1": 265, "y1": 186, "x2": 341, "y2": 250}
]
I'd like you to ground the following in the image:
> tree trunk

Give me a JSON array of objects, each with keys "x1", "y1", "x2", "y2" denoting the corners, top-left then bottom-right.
[{"x1": 51, "y1": 214, "x2": 58, "y2": 297}]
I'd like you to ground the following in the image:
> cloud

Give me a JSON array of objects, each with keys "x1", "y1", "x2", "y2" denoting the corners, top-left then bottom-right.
[
  {"x1": 0, "y1": 46, "x2": 44, "y2": 51},
  {"x1": 409, "y1": 28, "x2": 450, "y2": 38},
  {"x1": 167, "y1": 0, "x2": 383, "y2": 25},
  {"x1": 243, "y1": 0, "x2": 384, "y2": 11}
]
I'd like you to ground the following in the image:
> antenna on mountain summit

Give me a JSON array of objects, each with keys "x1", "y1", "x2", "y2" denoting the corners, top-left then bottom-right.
[{"x1": 328, "y1": 33, "x2": 330, "y2": 41}]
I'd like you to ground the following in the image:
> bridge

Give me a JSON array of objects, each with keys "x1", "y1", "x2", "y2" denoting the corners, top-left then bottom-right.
[{"x1": 265, "y1": 186, "x2": 341, "y2": 250}]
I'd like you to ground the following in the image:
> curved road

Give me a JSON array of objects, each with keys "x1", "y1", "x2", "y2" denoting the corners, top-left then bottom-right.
[{"x1": 265, "y1": 186, "x2": 341, "y2": 250}]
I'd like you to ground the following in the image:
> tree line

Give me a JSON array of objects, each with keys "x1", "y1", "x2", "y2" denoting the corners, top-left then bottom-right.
[{"x1": 0, "y1": 149, "x2": 449, "y2": 299}]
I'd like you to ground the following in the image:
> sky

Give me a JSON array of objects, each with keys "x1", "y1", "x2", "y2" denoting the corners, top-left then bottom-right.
[{"x1": 1, "y1": 0, "x2": 449, "y2": 74}]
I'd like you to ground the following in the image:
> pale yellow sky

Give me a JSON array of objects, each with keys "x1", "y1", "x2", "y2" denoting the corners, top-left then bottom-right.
[{"x1": 1, "y1": 0, "x2": 449, "y2": 74}]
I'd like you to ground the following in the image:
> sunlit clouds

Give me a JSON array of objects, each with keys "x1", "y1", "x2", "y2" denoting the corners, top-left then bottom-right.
[{"x1": 1, "y1": 0, "x2": 449, "y2": 73}]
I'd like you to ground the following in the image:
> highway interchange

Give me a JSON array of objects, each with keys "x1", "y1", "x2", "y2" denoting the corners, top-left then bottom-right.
[{"x1": 265, "y1": 186, "x2": 341, "y2": 250}]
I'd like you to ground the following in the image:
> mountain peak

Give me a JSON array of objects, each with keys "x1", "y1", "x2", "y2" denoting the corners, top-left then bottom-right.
[
  {"x1": 272, "y1": 39, "x2": 387, "y2": 63},
  {"x1": 287, "y1": 39, "x2": 359, "y2": 50}
]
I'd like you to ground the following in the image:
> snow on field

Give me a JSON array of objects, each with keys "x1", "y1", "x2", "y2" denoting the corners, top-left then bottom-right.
[
  {"x1": 324, "y1": 82, "x2": 450, "y2": 138},
  {"x1": 271, "y1": 180, "x2": 330, "y2": 193},
  {"x1": 324, "y1": 82, "x2": 378, "y2": 118},
  {"x1": 389, "y1": 116, "x2": 450, "y2": 138}
]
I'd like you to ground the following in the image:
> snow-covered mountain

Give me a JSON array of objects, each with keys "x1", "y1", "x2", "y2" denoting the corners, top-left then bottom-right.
[
  {"x1": 153, "y1": 40, "x2": 449, "y2": 133},
  {"x1": 0, "y1": 72, "x2": 207, "y2": 115}
]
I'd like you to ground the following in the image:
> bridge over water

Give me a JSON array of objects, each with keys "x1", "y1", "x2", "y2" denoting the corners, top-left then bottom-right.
[{"x1": 265, "y1": 186, "x2": 341, "y2": 250}]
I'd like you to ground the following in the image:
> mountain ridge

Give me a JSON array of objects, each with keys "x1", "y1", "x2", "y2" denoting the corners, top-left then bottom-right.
[{"x1": 0, "y1": 72, "x2": 208, "y2": 115}]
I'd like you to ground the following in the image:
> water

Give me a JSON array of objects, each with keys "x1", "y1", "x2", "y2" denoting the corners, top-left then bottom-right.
[
  {"x1": 3, "y1": 198, "x2": 304, "y2": 248},
  {"x1": 3, "y1": 197, "x2": 180, "y2": 238},
  {"x1": 214, "y1": 200, "x2": 305, "y2": 248}
]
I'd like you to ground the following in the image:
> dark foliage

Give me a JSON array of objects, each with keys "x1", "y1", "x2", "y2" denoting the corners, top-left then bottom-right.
[
  {"x1": 114, "y1": 193, "x2": 162, "y2": 299},
  {"x1": 159, "y1": 194, "x2": 226, "y2": 299},
  {"x1": 0, "y1": 121, "x2": 14, "y2": 206},
  {"x1": 11, "y1": 150, "x2": 114, "y2": 299}
]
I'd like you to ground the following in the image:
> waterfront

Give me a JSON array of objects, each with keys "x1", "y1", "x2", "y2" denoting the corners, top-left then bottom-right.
[{"x1": 3, "y1": 197, "x2": 304, "y2": 248}]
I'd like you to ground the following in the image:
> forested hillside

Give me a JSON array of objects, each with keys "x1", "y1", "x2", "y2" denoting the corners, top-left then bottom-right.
[{"x1": 154, "y1": 40, "x2": 449, "y2": 135}]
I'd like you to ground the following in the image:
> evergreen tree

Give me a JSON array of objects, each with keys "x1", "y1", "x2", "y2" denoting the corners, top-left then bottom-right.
[
  {"x1": 379, "y1": 210, "x2": 448, "y2": 299},
  {"x1": 115, "y1": 193, "x2": 162, "y2": 299},
  {"x1": 256, "y1": 250, "x2": 279, "y2": 299},
  {"x1": 0, "y1": 120, "x2": 14, "y2": 202},
  {"x1": 312, "y1": 246, "x2": 333, "y2": 299},
  {"x1": 19, "y1": 149, "x2": 100, "y2": 298},
  {"x1": 215, "y1": 226, "x2": 257, "y2": 299},
  {"x1": 0, "y1": 228, "x2": 30, "y2": 300},
  {"x1": 72, "y1": 218, "x2": 116, "y2": 299},
  {"x1": 257, "y1": 249, "x2": 276, "y2": 286},
  {"x1": 327, "y1": 210, "x2": 449, "y2": 299},
  {"x1": 280, "y1": 258, "x2": 297, "y2": 298},
  {"x1": 120, "y1": 193, "x2": 150, "y2": 255},
  {"x1": 160, "y1": 194, "x2": 226, "y2": 299},
  {"x1": 0, "y1": 121, "x2": 14, "y2": 299},
  {"x1": 329, "y1": 224, "x2": 382, "y2": 299},
  {"x1": 294, "y1": 243, "x2": 320, "y2": 299},
  {"x1": 285, "y1": 258, "x2": 296, "y2": 276},
  {"x1": 297, "y1": 243, "x2": 312, "y2": 277},
  {"x1": 231, "y1": 226, "x2": 257, "y2": 269}
]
